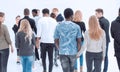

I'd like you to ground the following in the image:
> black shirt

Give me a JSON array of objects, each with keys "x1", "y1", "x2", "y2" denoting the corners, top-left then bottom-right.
[{"x1": 73, "y1": 21, "x2": 86, "y2": 41}]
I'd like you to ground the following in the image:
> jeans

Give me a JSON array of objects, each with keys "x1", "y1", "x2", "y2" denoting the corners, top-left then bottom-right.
[
  {"x1": 86, "y1": 51, "x2": 102, "y2": 72},
  {"x1": 60, "y1": 55, "x2": 76, "y2": 72},
  {"x1": 40, "y1": 43, "x2": 54, "y2": 72},
  {"x1": 103, "y1": 43, "x2": 109, "y2": 72},
  {"x1": 116, "y1": 57, "x2": 120, "y2": 70},
  {"x1": 74, "y1": 54, "x2": 83, "y2": 70},
  {"x1": 0, "y1": 48, "x2": 9, "y2": 72},
  {"x1": 20, "y1": 56, "x2": 34, "y2": 72},
  {"x1": 54, "y1": 46, "x2": 59, "y2": 64}
]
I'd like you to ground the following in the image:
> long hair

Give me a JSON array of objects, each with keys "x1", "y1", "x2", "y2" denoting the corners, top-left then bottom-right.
[
  {"x1": 73, "y1": 10, "x2": 82, "y2": 22},
  {"x1": 88, "y1": 15, "x2": 103, "y2": 40},
  {"x1": 0, "y1": 12, "x2": 5, "y2": 36},
  {"x1": 18, "y1": 19, "x2": 33, "y2": 45}
]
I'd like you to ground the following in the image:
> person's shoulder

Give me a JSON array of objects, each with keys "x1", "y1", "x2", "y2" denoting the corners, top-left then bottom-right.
[{"x1": 2, "y1": 24, "x2": 8, "y2": 29}]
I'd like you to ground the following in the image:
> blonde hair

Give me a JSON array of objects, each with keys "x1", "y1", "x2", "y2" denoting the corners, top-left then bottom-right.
[
  {"x1": 73, "y1": 10, "x2": 82, "y2": 22},
  {"x1": 52, "y1": 8, "x2": 59, "y2": 12},
  {"x1": 18, "y1": 19, "x2": 33, "y2": 45},
  {"x1": 88, "y1": 15, "x2": 103, "y2": 40}
]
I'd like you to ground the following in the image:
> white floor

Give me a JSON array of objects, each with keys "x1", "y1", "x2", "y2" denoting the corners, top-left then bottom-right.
[{"x1": 7, "y1": 41, "x2": 119, "y2": 72}]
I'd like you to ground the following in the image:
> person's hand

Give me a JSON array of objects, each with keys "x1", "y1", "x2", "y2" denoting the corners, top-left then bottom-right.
[
  {"x1": 102, "y1": 57, "x2": 105, "y2": 61},
  {"x1": 36, "y1": 38, "x2": 40, "y2": 48},
  {"x1": 11, "y1": 45, "x2": 14, "y2": 53},
  {"x1": 76, "y1": 52, "x2": 80, "y2": 58}
]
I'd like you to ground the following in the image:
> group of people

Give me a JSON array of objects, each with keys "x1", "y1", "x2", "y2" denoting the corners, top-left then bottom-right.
[{"x1": 0, "y1": 7, "x2": 120, "y2": 72}]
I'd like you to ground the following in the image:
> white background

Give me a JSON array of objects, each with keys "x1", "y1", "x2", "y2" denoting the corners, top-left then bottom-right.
[{"x1": 0, "y1": 0, "x2": 120, "y2": 72}]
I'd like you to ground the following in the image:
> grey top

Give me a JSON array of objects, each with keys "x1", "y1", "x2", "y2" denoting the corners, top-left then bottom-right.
[
  {"x1": 0, "y1": 24, "x2": 12, "y2": 50},
  {"x1": 15, "y1": 31, "x2": 35, "y2": 56}
]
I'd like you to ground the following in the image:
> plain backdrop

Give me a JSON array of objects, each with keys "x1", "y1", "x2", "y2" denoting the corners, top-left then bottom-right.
[{"x1": 0, "y1": 0, "x2": 120, "y2": 72}]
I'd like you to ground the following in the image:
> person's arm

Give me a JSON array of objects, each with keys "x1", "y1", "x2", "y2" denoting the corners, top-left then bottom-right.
[
  {"x1": 4, "y1": 25, "x2": 14, "y2": 53},
  {"x1": 36, "y1": 20, "x2": 42, "y2": 48},
  {"x1": 77, "y1": 38, "x2": 81, "y2": 52},
  {"x1": 54, "y1": 25, "x2": 60, "y2": 49},
  {"x1": 110, "y1": 21, "x2": 114, "y2": 38},
  {"x1": 54, "y1": 39, "x2": 59, "y2": 49},
  {"x1": 33, "y1": 20, "x2": 37, "y2": 34},
  {"x1": 102, "y1": 31, "x2": 106, "y2": 60},
  {"x1": 82, "y1": 22, "x2": 86, "y2": 33},
  {"x1": 76, "y1": 31, "x2": 87, "y2": 57}
]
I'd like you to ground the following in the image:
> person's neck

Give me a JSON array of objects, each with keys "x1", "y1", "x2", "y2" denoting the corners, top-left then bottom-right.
[
  {"x1": 43, "y1": 14, "x2": 49, "y2": 17},
  {"x1": 66, "y1": 18, "x2": 72, "y2": 21}
]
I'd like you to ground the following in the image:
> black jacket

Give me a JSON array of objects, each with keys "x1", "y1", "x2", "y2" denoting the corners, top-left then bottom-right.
[
  {"x1": 56, "y1": 14, "x2": 64, "y2": 22},
  {"x1": 99, "y1": 17, "x2": 110, "y2": 43},
  {"x1": 12, "y1": 24, "x2": 18, "y2": 34},
  {"x1": 73, "y1": 21, "x2": 86, "y2": 42},
  {"x1": 18, "y1": 16, "x2": 37, "y2": 34},
  {"x1": 111, "y1": 16, "x2": 120, "y2": 57}
]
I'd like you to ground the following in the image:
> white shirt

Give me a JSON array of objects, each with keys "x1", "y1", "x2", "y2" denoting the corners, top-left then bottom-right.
[
  {"x1": 77, "y1": 31, "x2": 106, "y2": 57},
  {"x1": 33, "y1": 16, "x2": 40, "y2": 27},
  {"x1": 37, "y1": 17, "x2": 58, "y2": 43},
  {"x1": 33, "y1": 16, "x2": 40, "y2": 36}
]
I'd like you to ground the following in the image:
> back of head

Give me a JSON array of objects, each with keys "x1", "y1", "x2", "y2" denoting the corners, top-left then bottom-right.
[
  {"x1": 52, "y1": 8, "x2": 59, "y2": 15},
  {"x1": 64, "y1": 8, "x2": 73, "y2": 19},
  {"x1": 19, "y1": 19, "x2": 33, "y2": 44},
  {"x1": 73, "y1": 10, "x2": 82, "y2": 22},
  {"x1": 89, "y1": 15, "x2": 103, "y2": 40},
  {"x1": 0, "y1": 12, "x2": 5, "y2": 17},
  {"x1": 19, "y1": 19, "x2": 31, "y2": 32},
  {"x1": 42, "y1": 8, "x2": 49, "y2": 15},
  {"x1": 16, "y1": 15, "x2": 20, "y2": 19},
  {"x1": 32, "y1": 9, "x2": 38, "y2": 14},
  {"x1": 50, "y1": 13, "x2": 56, "y2": 19},
  {"x1": 24, "y1": 8, "x2": 30, "y2": 16},
  {"x1": 0, "y1": 12, "x2": 5, "y2": 24},
  {"x1": 95, "y1": 8, "x2": 103, "y2": 15}
]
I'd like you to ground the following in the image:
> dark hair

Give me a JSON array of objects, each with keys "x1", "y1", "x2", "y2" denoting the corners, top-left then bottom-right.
[
  {"x1": 24, "y1": 8, "x2": 30, "y2": 15},
  {"x1": 95, "y1": 8, "x2": 104, "y2": 14},
  {"x1": 16, "y1": 15, "x2": 20, "y2": 19},
  {"x1": 50, "y1": 13, "x2": 56, "y2": 18},
  {"x1": 64, "y1": 8, "x2": 73, "y2": 19},
  {"x1": 0, "y1": 12, "x2": 5, "y2": 36},
  {"x1": 32, "y1": 9, "x2": 38, "y2": 14},
  {"x1": 42, "y1": 8, "x2": 49, "y2": 14}
]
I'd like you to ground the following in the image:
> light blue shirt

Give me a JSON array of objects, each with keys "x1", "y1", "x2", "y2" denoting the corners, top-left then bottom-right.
[{"x1": 54, "y1": 21, "x2": 82, "y2": 55}]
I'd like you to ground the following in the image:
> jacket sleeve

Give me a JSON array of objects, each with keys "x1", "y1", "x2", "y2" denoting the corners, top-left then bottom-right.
[
  {"x1": 100, "y1": 19, "x2": 110, "y2": 42},
  {"x1": 110, "y1": 21, "x2": 114, "y2": 38},
  {"x1": 15, "y1": 33, "x2": 19, "y2": 48},
  {"x1": 32, "y1": 20, "x2": 37, "y2": 34},
  {"x1": 32, "y1": 34, "x2": 35, "y2": 45},
  {"x1": 4, "y1": 25, "x2": 12, "y2": 45}
]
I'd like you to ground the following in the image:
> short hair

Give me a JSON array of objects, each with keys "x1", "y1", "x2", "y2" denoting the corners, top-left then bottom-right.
[
  {"x1": 24, "y1": 8, "x2": 30, "y2": 15},
  {"x1": 0, "y1": 12, "x2": 5, "y2": 17},
  {"x1": 52, "y1": 8, "x2": 59, "y2": 12},
  {"x1": 16, "y1": 15, "x2": 20, "y2": 19},
  {"x1": 64, "y1": 8, "x2": 73, "y2": 19},
  {"x1": 32, "y1": 9, "x2": 38, "y2": 14},
  {"x1": 42, "y1": 8, "x2": 49, "y2": 14},
  {"x1": 50, "y1": 13, "x2": 56, "y2": 18},
  {"x1": 95, "y1": 8, "x2": 104, "y2": 14}
]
